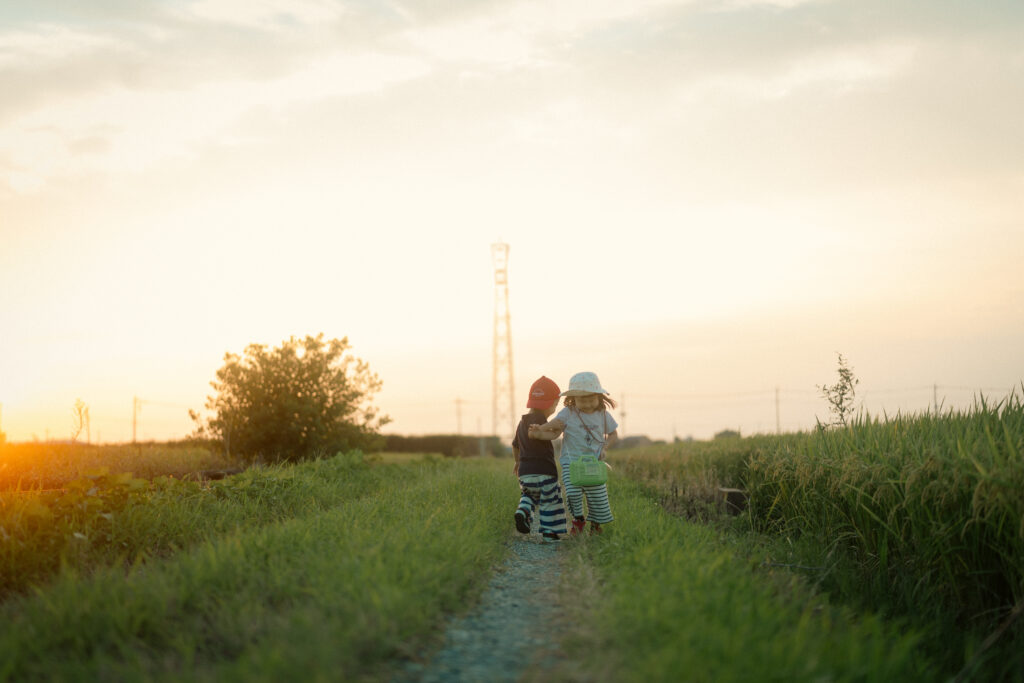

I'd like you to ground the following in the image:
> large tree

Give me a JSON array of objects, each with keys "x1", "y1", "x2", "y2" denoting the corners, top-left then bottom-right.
[{"x1": 191, "y1": 334, "x2": 389, "y2": 463}]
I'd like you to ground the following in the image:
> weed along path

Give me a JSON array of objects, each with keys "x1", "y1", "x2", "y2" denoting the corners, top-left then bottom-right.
[
  {"x1": 394, "y1": 534, "x2": 566, "y2": 683},
  {"x1": 0, "y1": 454, "x2": 956, "y2": 681}
]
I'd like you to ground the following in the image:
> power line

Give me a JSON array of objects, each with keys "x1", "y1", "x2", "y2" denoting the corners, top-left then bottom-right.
[{"x1": 627, "y1": 390, "x2": 779, "y2": 401}]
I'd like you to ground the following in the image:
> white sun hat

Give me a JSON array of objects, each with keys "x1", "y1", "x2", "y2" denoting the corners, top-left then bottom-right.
[{"x1": 560, "y1": 371, "x2": 610, "y2": 397}]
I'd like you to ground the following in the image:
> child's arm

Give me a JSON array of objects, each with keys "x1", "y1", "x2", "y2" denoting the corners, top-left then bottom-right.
[
  {"x1": 512, "y1": 443, "x2": 521, "y2": 475},
  {"x1": 527, "y1": 418, "x2": 565, "y2": 440}
]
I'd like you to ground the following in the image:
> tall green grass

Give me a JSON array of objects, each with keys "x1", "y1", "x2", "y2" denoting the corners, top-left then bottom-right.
[
  {"x1": 0, "y1": 456, "x2": 513, "y2": 682},
  {"x1": 556, "y1": 478, "x2": 932, "y2": 682},
  {"x1": 610, "y1": 392, "x2": 1024, "y2": 680},
  {"x1": 745, "y1": 394, "x2": 1023, "y2": 628},
  {"x1": 0, "y1": 452, "x2": 405, "y2": 598},
  {"x1": 612, "y1": 436, "x2": 783, "y2": 520},
  {"x1": 0, "y1": 442, "x2": 232, "y2": 490}
]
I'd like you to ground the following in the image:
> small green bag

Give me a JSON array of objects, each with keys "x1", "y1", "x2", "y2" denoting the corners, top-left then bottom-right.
[{"x1": 569, "y1": 455, "x2": 608, "y2": 487}]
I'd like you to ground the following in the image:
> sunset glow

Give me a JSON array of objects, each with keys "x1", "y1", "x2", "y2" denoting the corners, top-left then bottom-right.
[{"x1": 2, "y1": 0, "x2": 1022, "y2": 444}]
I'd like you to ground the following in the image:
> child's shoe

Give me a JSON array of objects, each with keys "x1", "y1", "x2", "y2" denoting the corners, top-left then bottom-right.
[
  {"x1": 569, "y1": 517, "x2": 586, "y2": 536},
  {"x1": 589, "y1": 522, "x2": 603, "y2": 535},
  {"x1": 542, "y1": 532, "x2": 561, "y2": 543},
  {"x1": 514, "y1": 510, "x2": 531, "y2": 534}
]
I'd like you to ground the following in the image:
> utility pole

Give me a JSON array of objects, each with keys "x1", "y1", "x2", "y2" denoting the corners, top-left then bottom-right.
[
  {"x1": 775, "y1": 386, "x2": 781, "y2": 435},
  {"x1": 491, "y1": 242, "x2": 515, "y2": 440},
  {"x1": 132, "y1": 396, "x2": 141, "y2": 443},
  {"x1": 620, "y1": 393, "x2": 626, "y2": 437},
  {"x1": 933, "y1": 384, "x2": 939, "y2": 413}
]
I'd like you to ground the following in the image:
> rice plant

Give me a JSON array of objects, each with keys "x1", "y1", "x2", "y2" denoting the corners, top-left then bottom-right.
[{"x1": 742, "y1": 390, "x2": 1024, "y2": 679}]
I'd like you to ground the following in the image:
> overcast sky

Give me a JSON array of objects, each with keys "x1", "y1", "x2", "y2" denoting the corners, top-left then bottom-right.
[{"x1": 2, "y1": 0, "x2": 1022, "y2": 444}]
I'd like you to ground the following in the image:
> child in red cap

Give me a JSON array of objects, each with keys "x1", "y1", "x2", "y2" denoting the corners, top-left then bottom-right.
[{"x1": 512, "y1": 376, "x2": 568, "y2": 542}]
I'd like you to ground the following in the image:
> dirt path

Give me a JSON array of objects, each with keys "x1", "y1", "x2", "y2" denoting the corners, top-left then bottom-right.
[{"x1": 393, "y1": 534, "x2": 567, "y2": 682}]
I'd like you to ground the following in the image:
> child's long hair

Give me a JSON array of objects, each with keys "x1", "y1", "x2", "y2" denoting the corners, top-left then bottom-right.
[{"x1": 564, "y1": 394, "x2": 617, "y2": 410}]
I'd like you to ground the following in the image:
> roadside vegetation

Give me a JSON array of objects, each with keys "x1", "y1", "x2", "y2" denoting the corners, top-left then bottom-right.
[
  {"x1": 0, "y1": 454, "x2": 510, "y2": 682},
  {"x1": 0, "y1": 452, "x2": 399, "y2": 598},
  {"x1": 190, "y1": 333, "x2": 389, "y2": 463},
  {"x1": 612, "y1": 390, "x2": 1024, "y2": 681},
  {"x1": 557, "y1": 477, "x2": 931, "y2": 682},
  {"x1": 2, "y1": 384, "x2": 1020, "y2": 681},
  {"x1": 0, "y1": 441, "x2": 231, "y2": 490}
]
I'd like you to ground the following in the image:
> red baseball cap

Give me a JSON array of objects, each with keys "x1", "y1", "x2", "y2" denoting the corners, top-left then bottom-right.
[{"x1": 526, "y1": 376, "x2": 560, "y2": 409}]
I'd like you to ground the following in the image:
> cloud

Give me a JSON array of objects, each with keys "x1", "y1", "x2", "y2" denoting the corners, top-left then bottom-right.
[
  {"x1": 2, "y1": 0, "x2": 1023, "y2": 198},
  {"x1": 685, "y1": 41, "x2": 919, "y2": 101},
  {"x1": 0, "y1": 23, "x2": 126, "y2": 68},
  {"x1": 180, "y1": 0, "x2": 347, "y2": 29},
  {"x1": 0, "y1": 49, "x2": 430, "y2": 192},
  {"x1": 397, "y1": 0, "x2": 704, "y2": 68},
  {"x1": 717, "y1": 0, "x2": 824, "y2": 8}
]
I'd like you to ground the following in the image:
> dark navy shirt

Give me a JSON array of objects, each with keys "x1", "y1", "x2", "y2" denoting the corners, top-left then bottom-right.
[{"x1": 512, "y1": 411, "x2": 558, "y2": 477}]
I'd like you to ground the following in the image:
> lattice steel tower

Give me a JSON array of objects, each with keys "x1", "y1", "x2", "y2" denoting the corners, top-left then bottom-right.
[{"x1": 491, "y1": 243, "x2": 515, "y2": 440}]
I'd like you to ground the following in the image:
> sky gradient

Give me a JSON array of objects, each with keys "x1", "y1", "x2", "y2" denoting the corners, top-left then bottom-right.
[{"x1": 2, "y1": 0, "x2": 1023, "y2": 444}]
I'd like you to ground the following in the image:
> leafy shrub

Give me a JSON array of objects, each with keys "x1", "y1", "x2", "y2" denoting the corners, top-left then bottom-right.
[{"x1": 191, "y1": 334, "x2": 390, "y2": 463}]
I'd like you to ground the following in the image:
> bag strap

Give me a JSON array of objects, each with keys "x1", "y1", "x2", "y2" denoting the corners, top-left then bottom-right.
[{"x1": 572, "y1": 406, "x2": 607, "y2": 452}]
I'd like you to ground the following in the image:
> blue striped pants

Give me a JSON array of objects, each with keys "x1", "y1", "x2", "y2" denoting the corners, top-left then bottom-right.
[
  {"x1": 560, "y1": 458, "x2": 614, "y2": 524},
  {"x1": 517, "y1": 474, "x2": 567, "y2": 535}
]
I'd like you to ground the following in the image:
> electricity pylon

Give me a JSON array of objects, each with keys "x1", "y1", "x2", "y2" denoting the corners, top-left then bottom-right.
[{"x1": 491, "y1": 243, "x2": 515, "y2": 441}]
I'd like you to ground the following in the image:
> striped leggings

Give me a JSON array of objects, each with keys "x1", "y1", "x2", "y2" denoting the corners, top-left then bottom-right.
[
  {"x1": 517, "y1": 474, "x2": 568, "y2": 535},
  {"x1": 560, "y1": 458, "x2": 614, "y2": 524}
]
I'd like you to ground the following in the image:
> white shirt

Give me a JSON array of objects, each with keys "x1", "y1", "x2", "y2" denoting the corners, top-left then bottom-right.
[{"x1": 556, "y1": 406, "x2": 618, "y2": 459}]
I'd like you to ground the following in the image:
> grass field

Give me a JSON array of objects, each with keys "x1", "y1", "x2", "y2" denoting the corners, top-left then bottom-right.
[
  {"x1": 0, "y1": 442, "x2": 233, "y2": 490},
  {"x1": 2, "y1": 396, "x2": 1021, "y2": 681},
  {"x1": 556, "y1": 477, "x2": 931, "y2": 682},
  {"x1": 612, "y1": 392, "x2": 1024, "y2": 681},
  {"x1": 0, "y1": 454, "x2": 512, "y2": 682}
]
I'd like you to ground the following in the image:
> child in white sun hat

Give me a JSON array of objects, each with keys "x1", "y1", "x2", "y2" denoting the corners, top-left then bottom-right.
[{"x1": 529, "y1": 371, "x2": 618, "y2": 535}]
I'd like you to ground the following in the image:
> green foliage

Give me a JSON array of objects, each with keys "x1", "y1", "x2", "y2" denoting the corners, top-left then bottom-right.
[
  {"x1": 817, "y1": 352, "x2": 859, "y2": 428},
  {"x1": 0, "y1": 468, "x2": 151, "y2": 596},
  {"x1": 557, "y1": 478, "x2": 931, "y2": 681},
  {"x1": 618, "y1": 399, "x2": 1024, "y2": 680},
  {"x1": 191, "y1": 333, "x2": 390, "y2": 463},
  {"x1": 612, "y1": 437, "x2": 779, "y2": 522},
  {"x1": 0, "y1": 457, "x2": 511, "y2": 682},
  {"x1": 0, "y1": 442, "x2": 232, "y2": 490},
  {"x1": 0, "y1": 452, "x2": 400, "y2": 599},
  {"x1": 743, "y1": 392, "x2": 1024, "y2": 678}
]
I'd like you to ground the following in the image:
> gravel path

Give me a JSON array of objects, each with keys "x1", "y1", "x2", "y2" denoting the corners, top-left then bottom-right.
[{"x1": 393, "y1": 532, "x2": 566, "y2": 683}]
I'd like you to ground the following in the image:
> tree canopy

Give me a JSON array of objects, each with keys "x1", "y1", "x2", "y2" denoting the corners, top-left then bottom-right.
[{"x1": 191, "y1": 334, "x2": 389, "y2": 463}]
